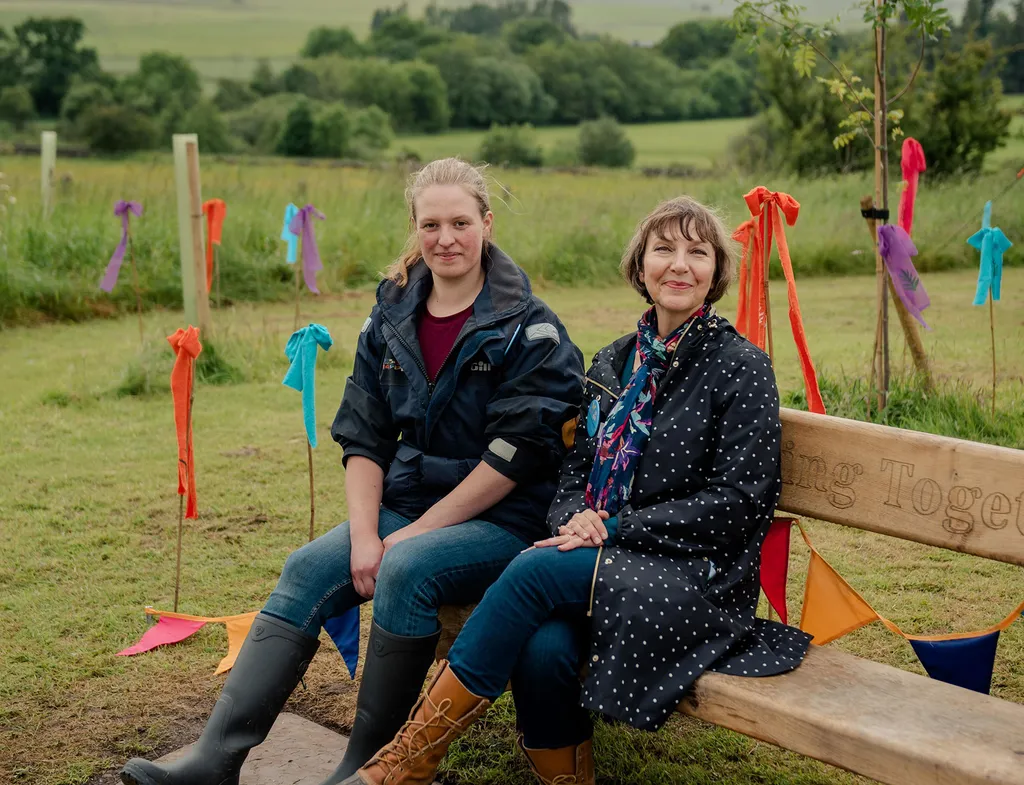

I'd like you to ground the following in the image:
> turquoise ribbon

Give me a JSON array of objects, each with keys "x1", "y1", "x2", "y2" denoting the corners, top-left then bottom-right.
[
  {"x1": 968, "y1": 201, "x2": 1012, "y2": 306},
  {"x1": 282, "y1": 323, "x2": 333, "y2": 447},
  {"x1": 281, "y1": 203, "x2": 299, "y2": 264}
]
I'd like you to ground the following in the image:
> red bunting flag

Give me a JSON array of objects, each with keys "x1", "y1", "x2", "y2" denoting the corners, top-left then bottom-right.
[{"x1": 759, "y1": 517, "x2": 794, "y2": 624}]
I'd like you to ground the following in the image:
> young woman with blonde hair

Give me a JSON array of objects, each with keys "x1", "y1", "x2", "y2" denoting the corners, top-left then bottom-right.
[{"x1": 120, "y1": 158, "x2": 585, "y2": 785}]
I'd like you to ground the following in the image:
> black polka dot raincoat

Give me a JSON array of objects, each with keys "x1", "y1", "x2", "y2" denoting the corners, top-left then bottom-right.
[{"x1": 547, "y1": 310, "x2": 811, "y2": 732}]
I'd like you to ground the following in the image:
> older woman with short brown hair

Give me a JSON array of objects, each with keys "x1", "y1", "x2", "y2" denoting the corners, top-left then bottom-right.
[{"x1": 341, "y1": 196, "x2": 811, "y2": 785}]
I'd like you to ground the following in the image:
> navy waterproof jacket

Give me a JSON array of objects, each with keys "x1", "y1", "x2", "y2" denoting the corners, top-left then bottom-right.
[{"x1": 331, "y1": 244, "x2": 585, "y2": 544}]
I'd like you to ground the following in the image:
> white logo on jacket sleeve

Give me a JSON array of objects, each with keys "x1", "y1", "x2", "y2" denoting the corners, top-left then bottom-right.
[
  {"x1": 488, "y1": 438, "x2": 518, "y2": 462},
  {"x1": 525, "y1": 322, "x2": 560, "y2": 344},
  {"x1": 360, "y1": 316, "x2": 372, "y2": 333}
]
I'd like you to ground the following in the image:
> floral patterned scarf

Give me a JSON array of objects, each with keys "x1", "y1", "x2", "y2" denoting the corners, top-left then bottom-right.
[{"x1": 585, "y1": 304, "x2": 708, "y2": 516}]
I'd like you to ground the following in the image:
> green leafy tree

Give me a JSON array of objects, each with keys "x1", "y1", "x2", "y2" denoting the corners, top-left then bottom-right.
[
  {"x1": 657, "y1": 19, "x2": 737, "y2": 68},
  {"x1": 80, "y1": 105, "x2": 156, "y2": 152},
  {"x1": 60, "y1": 78, "x2": 115, "y2": 126},
  {"x1": 226, "y1": 93, "x2": 305, "y2": 152},
  {"x1": 0, "y1": 85, "x2": 35, "y2": 130},
  {"x1": 577, "y1": 116, "x2": 635, "y2": 167},
  {"x1": 312, "y1": 103, "x2": 351, "y2": 157},
  {"x1": 281, "y1": 63, "x2": 321, "y2": 98},
  {"x1": 350, "y1": 105, "x2": 394, "y2": 157},
  {"x1": 502, "y1": 17, "x2": 567, "y2": 53},
  {"x1": 250, "y1": 59, "x2": 281, "y2": 97},
  {"x1": 277, "y1": 100, "x2": 316, "y2": 156},
  {"x1": 477, "y1": 123, "x2": 543, "y2": 166},
  {"x1": 302, "y1": 26, "x2": 364, "y2": 58},
  {"x1": 992, "y1": 1, "x2": 1024, "y2": 93},
  {"x1": 14, "y1": 17, "x2": 99, "y2": 116},
  {"x1": 121, "y1": 52, "x2": 202, "y2": 116},
  {"x1": 178, "y1": 99, "x2": 235, "y2": 153},
  {"x1": 370, "y1": 13, "x2": 448, "y2": 61},
  {"x1": 213, "y1": 78, "x2": 257, "y2": 112},
  {"x1": 699, "y1": 58, "x2": 757, "y2": 118}
]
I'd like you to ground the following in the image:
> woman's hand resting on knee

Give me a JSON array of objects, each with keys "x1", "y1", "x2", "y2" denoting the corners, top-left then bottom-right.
[
  {"x1": 351, "y1": 531, "x2": 385, "y2": 598},
  {"x1": 533, "y1": 509, "x2": 610, "y2": 552}
]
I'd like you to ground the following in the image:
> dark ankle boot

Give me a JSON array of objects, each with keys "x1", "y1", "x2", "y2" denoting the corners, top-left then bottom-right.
[
  {"x1": 320, "y1": 622, "x2": 441, "y2": 784},
  {"x1": 120, "y1": 613, "x2": 320, "y2": 785}
]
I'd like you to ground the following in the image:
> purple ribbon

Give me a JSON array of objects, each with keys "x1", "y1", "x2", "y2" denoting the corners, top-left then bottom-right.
[
  {"x1": 100, "y1": 200, "x2": 143, "y2": 292},
  {"x1": 878, "y1": 224, "x2": 931, "y2": 330},
  {"x1": 288, "y1": 204, "x2": 325, "y2": 294}
]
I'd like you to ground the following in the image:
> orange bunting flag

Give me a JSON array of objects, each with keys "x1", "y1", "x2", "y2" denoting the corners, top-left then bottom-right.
[
  {"x1": 118, "y1": 607, "x2": 258, "y2": 675},
  {"x1": 797, "y1": 525, "x2": 878, "y2": 644},
  {"x1": 202, "y1": 199, "x2": 227, "y2": 293},
  {"x1": 168, "y1": 327, "x2": 202, "y2": 519},
  {"x1": 740, "y1": 187, "x2": 825, "y2": 414}
]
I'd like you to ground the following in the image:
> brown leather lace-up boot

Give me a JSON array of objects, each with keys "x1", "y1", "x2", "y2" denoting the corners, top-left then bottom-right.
[
  {"x1": 341, "y1": 660, "x2": 490, "y2": 785},
  {"x1": 519, "y1": 735, "x2": 596, "y2": 785}
]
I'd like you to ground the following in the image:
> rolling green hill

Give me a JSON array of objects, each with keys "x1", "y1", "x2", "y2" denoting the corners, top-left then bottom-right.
[{"x1": 0, "y1": 0, "x2": 968, "y2": 80}]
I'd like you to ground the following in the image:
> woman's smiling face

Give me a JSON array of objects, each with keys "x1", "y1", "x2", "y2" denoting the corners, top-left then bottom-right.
[{"x1": 640, "y1": 220, "x2": 716, "y2": 333}]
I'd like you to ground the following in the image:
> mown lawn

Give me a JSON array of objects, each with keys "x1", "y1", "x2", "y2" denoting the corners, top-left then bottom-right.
[{"x1": 1, "y1": 267, "x2": 1021, "y2": 785}]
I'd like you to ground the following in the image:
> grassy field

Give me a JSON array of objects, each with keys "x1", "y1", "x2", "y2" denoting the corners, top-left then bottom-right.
[
  {"x1": 398, "y1": 117, "x2": 753, "y2": 170},
  {"x1": 1, "y1": 264, "x2": 1021, "y2": 785},
  {"x1": 3, "y1": 155, "x2": 1024, "y2": 328},
  {"x1": 0, "y1": 0, "x2": 969, "y2": 79}
]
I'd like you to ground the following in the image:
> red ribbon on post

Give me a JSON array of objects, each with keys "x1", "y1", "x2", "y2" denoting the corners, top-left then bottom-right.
[
  {"x1": 202, "y1": 199, "x2": 227, "y2": 293},
  {"x1": 738, "y1": 186, "x2": 825, "y2": 415},
  {"x1": 168, "y1": 327, "x2": 202, "y2": 518}
]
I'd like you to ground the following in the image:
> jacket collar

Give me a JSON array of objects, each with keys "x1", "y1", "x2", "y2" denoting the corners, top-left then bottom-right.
[{"x1": 376, "y1": 243, "x2": 530, "y2": 328}]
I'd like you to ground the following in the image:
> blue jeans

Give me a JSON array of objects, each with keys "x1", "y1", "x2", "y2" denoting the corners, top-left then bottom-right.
[
  {"x1": 448, "y1": 545, "x2": 600, "y2": 748},
  {"x1": 262, "y1": 508, "x2": 526, "y2": 637}
]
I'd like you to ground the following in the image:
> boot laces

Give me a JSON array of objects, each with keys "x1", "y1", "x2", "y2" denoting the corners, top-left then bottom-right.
[{"x1": 370, "y1": 695, "x2": 459, "y2": 783}]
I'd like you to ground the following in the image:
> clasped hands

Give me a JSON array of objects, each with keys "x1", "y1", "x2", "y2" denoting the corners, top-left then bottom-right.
[{"x1": 531, "y1": 509, "x2": 611, "y2": 552}]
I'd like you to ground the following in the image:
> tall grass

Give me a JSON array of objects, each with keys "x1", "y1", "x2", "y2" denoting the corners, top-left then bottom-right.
[{"x1": 1, "y1": 155, "x2": 1021, "y2": 326}]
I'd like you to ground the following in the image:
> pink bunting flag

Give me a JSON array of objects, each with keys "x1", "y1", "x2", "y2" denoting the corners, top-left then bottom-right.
[
  {"x1": 897, "y1": 139, "x2": 926, "y2": 236},
  {"x1": 100, "y1": 200, "x2": 143, "y2": 292},
  {"x1": 288, "y1": 204, "x2": 325, "y2": 294},
  {"x1": 117, "y1": 616, "x2": 206, "y2": 656}
]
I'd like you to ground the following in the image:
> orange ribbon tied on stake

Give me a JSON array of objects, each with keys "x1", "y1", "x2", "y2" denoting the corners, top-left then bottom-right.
[
  {"x1": 202, "y1": 199, "x2": 227, "y2": 292},
  {"x1": 739, "y1": 186, "x2": 825, "y2": 415},
  {"x1": 732, "y1": 218, "x2": 764, "y2": 345},
  {"x1": 168, "y1": 327, "x2": 202, "y2": 518}
]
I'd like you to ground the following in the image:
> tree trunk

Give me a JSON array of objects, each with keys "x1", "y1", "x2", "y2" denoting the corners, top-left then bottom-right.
[{"x1": 871, "y1": 0, "x2": 891, "y2": 409}]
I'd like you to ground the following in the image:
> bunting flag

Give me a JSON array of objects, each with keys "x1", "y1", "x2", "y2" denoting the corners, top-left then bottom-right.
[
  {"x1": 324, "y1": 609, "x2": 360, "y2": 679},
  {"x1": 732, "y1": 218, "x2": 763, "y2": 343},
  {"x1": 797, "y1": 524, "x2": 879, "y2": 644},
  {"x1": 99, "y1": 200, "x2": 143, "y2": 292},
  {"x1": 897, "y1": 138, "x2": 926, "y2": 235},
  {"x1": 741, "y1": 187, "x2": 825, "y2": 414},
  {"x1": 282, "y1": 323, "x2": 334, "y2": 448},
  {"x1": 117, "y1": 607, "x2": 259, "y2": 675},
  {"x1": 289, "y1": 204, "x2": 326, "y2": 294},
  {"x1": 281, "y1": 203, "x2": 299, "y2": 263},
  {"x1": 759, "y1": 517, "x2": 794, "y2": 624},
  {"x1": 202, "y1": 198, "x2": 227, "y2": 292},
  {"x1": 878, "y1": 224, "x2": 931, "y2": 329},
  {"x1": 796, "y1": 521, "x2": 1024, "y2": 694},
  {"x1": 168, "y1": 327, "x2": 202, "y2": 519},
  {"x1": 968, "y1": 201, "x2": 1012, "y2": 306}
]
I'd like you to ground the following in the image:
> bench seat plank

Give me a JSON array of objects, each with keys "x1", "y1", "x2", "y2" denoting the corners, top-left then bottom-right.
[{"x1": 681, "y1": 644, "x2": 1024, "y2": 785}]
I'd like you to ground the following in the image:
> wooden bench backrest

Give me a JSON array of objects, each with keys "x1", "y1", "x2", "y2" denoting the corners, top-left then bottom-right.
[{"x1": 777, "y1": 408, "x2": 1024, "y2": 567}]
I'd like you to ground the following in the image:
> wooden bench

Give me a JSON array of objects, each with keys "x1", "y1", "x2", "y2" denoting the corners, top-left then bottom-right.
[{"x1": 436, "y1": 408, "x2": 1024, "y2": 785}]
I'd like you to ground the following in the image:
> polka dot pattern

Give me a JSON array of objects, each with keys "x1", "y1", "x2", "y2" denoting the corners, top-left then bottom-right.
[{"x1": 548, "y1": 314, "x2": 811, "y2": 732}]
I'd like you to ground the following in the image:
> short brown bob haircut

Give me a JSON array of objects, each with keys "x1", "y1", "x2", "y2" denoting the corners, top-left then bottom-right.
[{"x1": 620, "y1": 196, "x2": 735, "y2": 305}]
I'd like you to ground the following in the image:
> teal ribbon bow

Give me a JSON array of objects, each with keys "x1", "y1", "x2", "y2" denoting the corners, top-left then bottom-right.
[
  {"x1": 281, "y1": 203, "x2": 299, "y2": 264},
  {"x1": 968, "y1": 201, "x2": 1012, "y2": 306},
  {"x1": 282, "y1": 323, "x2": 333, "y2": 447}
]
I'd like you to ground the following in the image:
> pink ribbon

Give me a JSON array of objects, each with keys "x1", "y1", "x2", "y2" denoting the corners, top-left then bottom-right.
[
  {"x1": 99, "y1": 200, "x2": 143, "y2": 292},
  {"x1": 288, "y1": 204, "x2": 325, "y2": 294},
  {"x1": 897, "y1": 139, "x2": 926, "y2": 235}
]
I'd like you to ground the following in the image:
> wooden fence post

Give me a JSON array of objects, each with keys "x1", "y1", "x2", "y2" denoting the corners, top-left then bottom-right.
[
  {"x1": 40, "y1": 131, "x2": 56, "y2": 219},
  {"x1": 172, "y1": 134, "x2": 211, "y2": 334}
]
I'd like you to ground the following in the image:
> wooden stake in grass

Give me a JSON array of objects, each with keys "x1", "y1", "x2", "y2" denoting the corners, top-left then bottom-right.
[
  {"x1": 294, "y1": 262, "x2": 301, "y2": 331},
  {"x1": 989, "y1": 297, "x2": 997, "y2": 418},
  {"x1": 40, "y1": 131, "x2": 56, "y2": 220},
  {"x1": 307, "y1": 441, "x2": 316, "y2": 542},
  {"x1": 127, "y1": 230, "x2": 144, "y2": 347}
]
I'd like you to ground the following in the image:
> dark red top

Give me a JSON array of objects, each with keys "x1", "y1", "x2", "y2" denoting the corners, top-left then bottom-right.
[{"x1": 418, "y1": 304, "x2": 473, "y2": 383}]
